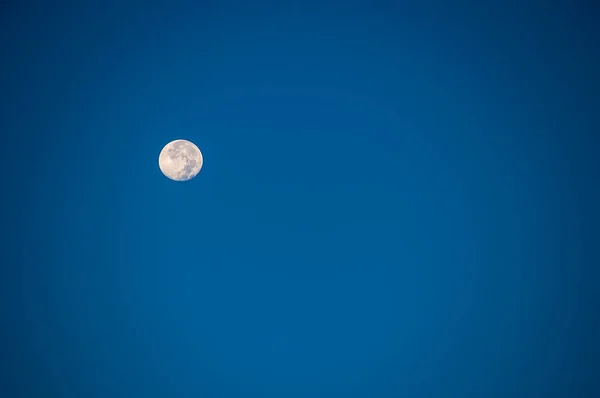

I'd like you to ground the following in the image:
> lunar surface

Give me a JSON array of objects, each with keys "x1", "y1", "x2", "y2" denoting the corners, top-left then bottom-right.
[{"x1": 158, "y1": 139, "x2": 203, "y2": 181}]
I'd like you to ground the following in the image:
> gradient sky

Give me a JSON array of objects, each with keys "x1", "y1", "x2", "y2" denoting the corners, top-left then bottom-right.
[{"x1": 2, "y1": 1, "x2": 599, "y2": 397}]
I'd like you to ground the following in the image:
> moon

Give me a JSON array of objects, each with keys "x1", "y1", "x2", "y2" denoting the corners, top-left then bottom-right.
[{"x1": 158, "y1": 139, "x2": 203, "y2": 181}]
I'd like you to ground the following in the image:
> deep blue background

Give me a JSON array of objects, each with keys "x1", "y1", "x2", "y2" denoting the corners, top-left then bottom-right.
[{"x1": 1, "y1": 1, "x2": 598, "y2": 397}]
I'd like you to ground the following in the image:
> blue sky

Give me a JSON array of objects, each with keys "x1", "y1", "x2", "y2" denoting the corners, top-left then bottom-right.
[{"x1": 2, "y1": 1, "x2": 599, "y2": 397}]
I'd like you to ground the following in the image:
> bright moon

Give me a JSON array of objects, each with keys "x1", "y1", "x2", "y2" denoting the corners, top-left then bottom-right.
[{"x1": 158, "y1": 139, "x2": 203, "y2": 181}]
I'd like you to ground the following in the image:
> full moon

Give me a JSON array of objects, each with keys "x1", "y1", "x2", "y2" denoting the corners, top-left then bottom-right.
[{"x1": 158, "y1": 139, "x2": 203, "y2": 181}]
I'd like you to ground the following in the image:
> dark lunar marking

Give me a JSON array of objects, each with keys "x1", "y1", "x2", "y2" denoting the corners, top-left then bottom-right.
[
  {"x1": 168, "y1": 142, "x2": 197, "y2": 162},
  {"x1": 180, "y1": 162, "x2": 196, "y2": 179},
  {"x1": 168, "y1": 146, "x2": 182, "y2": 160},
  {"x1": 179, "y1": 170, "x2": 190, "y2": 180}
]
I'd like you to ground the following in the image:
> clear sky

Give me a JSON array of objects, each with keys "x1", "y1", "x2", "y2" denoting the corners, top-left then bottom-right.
[{"x1": 2, "y1": 1, "x2": 599, "y2": 397}]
